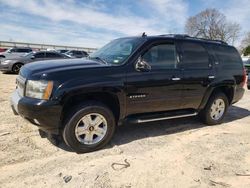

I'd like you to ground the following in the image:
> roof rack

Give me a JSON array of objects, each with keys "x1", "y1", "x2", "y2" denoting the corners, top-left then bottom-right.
[{"x1": 158, "y1": 34, "x2": 228, "y2": 45}]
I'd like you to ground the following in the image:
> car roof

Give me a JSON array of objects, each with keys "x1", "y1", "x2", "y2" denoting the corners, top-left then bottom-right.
[{"x1": 120, "y1": 34, "x2": 230, "y2": 47}]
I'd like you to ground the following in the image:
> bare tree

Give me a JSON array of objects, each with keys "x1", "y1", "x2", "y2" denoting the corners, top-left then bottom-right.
[
  {"x1": 241, "y1": 32, "x2": 250, "y2": 47},
  {"x1": 185, "y1": 9, "x2": 241, "y2": 45},
  {"x1": 240, "y1": 32, "x2": 250, "y2": 55}
]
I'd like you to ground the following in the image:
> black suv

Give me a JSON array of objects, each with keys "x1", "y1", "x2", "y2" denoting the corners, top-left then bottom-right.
[{"x1": 10, "y1": 34, "x2": 246, "y2": 153}]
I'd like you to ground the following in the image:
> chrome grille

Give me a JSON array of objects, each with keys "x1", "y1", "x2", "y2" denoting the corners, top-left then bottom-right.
[{"x1": 16, "y1": 75, "x2": 26, "y2": 97}]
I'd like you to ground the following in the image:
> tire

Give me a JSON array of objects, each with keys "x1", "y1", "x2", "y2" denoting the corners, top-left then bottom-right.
[
  {"x1": 199, "y1": 92, "x2": 229, "y2": 125},
  {"x1": 12, "y1": 63, "x2": 23, "y2": 74},
  {"x1": 62, "y1": 102, "x2": 116, "y2": 153}
]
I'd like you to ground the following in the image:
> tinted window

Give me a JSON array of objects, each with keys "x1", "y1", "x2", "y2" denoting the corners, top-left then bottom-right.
[
  {"x1": 34, "y1": 52, "x2": 45, "y2": 58},
  {"x1": 82, "y1": 51, "x2": 88, "y2": 56},
  {"x1": 181, "y1": 42, "x2": 209, "y2": 69},
  {"x1": 46, "y1": 52, "x2": 62, "y2": 58},
  {"x1": 213, "y1": 45, "x2": 242, "y2": 66},
  {"x1": 142, "y1": 43, "x2": 177, "y2": 69},
  {"x1": 16, "y1": 48, "x2": 31, "y2": 53},
  {"x1": 9, "y1": 48, "x2": 17, "y2": 52},
  {"x1": 73, "y1": 51, "x2": 82, "y2": 55}
]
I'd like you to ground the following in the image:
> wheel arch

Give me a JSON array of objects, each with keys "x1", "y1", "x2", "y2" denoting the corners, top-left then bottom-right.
[
  {"x1": 61, "y1": 91, "x2": 122, "y2": 126},
  {"x1": 199, "y1": 85, "x2": 235, "y2": 110}
]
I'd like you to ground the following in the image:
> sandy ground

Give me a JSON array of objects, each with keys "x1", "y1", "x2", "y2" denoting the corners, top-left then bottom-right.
[{"x1": 0, "y1": 73, "x2": 250, "y2": 188}]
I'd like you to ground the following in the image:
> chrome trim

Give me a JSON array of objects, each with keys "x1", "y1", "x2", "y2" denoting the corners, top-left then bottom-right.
[
  {"x1": 171, "y1": 77, "x2": 181, "y2": 81},
  {"x1": 137, "y1": 112, "x2": 198, "y2": 123},
  {"x1": 208, "y1": 75, "x2": 215, "y2": 79}
]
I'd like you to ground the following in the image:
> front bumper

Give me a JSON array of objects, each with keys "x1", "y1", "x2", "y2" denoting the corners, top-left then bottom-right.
[
  {"x1": 10, "y1": 90, "x2": 62, "y2": 134},
  {"x1": 0, "y1": 63, "x2": 11, "y2": 72}
]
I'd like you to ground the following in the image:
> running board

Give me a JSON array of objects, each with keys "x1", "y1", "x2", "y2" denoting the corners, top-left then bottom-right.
[{"x1": 126, "y1": 110, "x2": 198, "y2": 124}]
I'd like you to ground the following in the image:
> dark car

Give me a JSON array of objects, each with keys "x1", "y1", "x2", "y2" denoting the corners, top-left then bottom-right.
[
  {"x1": 243, "y1": 59, "x2": 250, "y2": 74},
  {"x1": 57, "y1": 49, "x2": 69, "y2": 54},
  {"x1": 10, "y1": 34, "x2": 246, "y2": 153},
  {"x1": 0, "y1": 51, "x2": 69, "y2": 74},
  {"x1": 64, "y1": 50, "x2": 88, "y2": 58}
]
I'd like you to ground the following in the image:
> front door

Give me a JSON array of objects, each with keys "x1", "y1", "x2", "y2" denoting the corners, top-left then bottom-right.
[{"x1": 125, "y1": 40, "x2": 183, "y2": 115}]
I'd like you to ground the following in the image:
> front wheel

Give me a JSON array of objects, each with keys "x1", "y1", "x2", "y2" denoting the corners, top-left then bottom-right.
[
  {"x1": 12, "y1": 63, "x2": 23, "y2": 74},
  {"x1": 199, "y1": 92, "x2": 229, "y2": 125},
  {"x1": 62, "y1": 102, "x2": 116, "y2": 153}
]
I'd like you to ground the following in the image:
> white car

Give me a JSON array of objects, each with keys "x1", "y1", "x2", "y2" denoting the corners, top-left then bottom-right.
[{"x1": 0, "y1": 47, "x2": 33, "y2": 59}]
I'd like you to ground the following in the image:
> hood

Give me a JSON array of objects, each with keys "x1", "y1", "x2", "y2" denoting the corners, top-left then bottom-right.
[{"x1": 21, "y1": 58, "x2": 109, "y2": 77}]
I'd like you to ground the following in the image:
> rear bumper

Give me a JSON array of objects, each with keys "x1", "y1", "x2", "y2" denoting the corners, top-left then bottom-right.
[
  {"x1": 10, "y1": 90, "x2": 62, "y2": 134},
  {"x1": 232, "y1": 87, "x2": 245, "y2": 104}
]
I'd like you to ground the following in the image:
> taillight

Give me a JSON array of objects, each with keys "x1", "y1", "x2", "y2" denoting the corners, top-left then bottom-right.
[{"x1": 241, "y1": 68, "x2": 247, "y2": 87}]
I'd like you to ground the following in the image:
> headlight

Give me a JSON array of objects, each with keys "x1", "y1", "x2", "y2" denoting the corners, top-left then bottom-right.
[
  {"x1": 25, "y1": 80, "x2": 53, "y2": 100},
  {"x1": 1, "y1": 60, "x2": 13, "y2": 64}
]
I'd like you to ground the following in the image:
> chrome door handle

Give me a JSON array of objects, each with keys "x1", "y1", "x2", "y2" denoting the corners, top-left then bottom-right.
[
  {"x1": 208, "y1": 75, "x2": 215, "y2": 79},
  {"x1": 172, "y1": 77, "x2": 181, "y2": 81}
]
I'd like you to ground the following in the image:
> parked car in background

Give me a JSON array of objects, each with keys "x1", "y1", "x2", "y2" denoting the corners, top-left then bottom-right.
[
  {"x1": 0, "y1": 48, "x2": 7, "y2": 52},
  {"x1": 57, "y1": 49, "x2": 69, "y2": 54},
  {"x1": 64, "y1": 50, "x2": 88, "y2": 58},
  {"x1": 243, "y1": 58, "x2": 250, "y2": 74},
  {"x1": 0, "y1": 47, "x2": 32, "y2": 59},
  {"x1": 0, "y1": 51, "x2": 69, "y2": 74}
]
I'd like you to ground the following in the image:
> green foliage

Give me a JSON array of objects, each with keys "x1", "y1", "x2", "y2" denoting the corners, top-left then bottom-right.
[{"x1": 243, "y1": 46, "x2": 250, "y2": 56}]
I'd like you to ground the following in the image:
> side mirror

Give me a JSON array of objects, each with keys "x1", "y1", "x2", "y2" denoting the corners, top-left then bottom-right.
[
  {"x1": 30, "y1": 56, "x2": 35, "y2": 59},
  {"x1": 135, "y1": 56, "x2": 151, "y2": 72}
]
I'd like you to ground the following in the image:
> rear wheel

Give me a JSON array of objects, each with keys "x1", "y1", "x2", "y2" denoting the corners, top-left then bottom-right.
[
  {"x1": 200, "y1": 92, "x2": 229, "y2": 125},
  {"x1": 63, "y1": 102, "x2": 116, "y2": 153},
  {"x1": 12, "y1": 63, "x2": 23, "y2": 74}
]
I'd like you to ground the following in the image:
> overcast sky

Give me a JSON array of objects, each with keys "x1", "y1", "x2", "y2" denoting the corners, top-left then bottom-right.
[{"x1": 0, "y1": 0, "x2": 249, "y2": 48}]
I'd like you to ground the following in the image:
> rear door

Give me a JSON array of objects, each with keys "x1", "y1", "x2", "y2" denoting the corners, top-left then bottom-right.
[
  {"x1": 178, "y1": 41, "x2": 215, "y2": 109},
  {"x1": 125, "y1": 40, "x2": 183, "y2": 115}
]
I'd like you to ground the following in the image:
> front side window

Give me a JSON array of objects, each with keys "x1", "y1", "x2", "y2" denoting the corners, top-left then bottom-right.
[
  {"x1": 9, "y1": 48, "x2": 17, "y2": 52},
  {"x1": 34, "y1": 52, "x2": 45, "y2": 58},
  {"x1": 142, "y1": 43, "x2": 177, "y2": 69},
  {"x1": 46, "y1": 52, "x2": 62, "y2": 58},
  {"x1": 181, "y1": 42, "x2": 209, "y2": 69}
]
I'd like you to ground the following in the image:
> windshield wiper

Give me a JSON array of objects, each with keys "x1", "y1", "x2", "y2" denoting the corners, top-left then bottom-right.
[{"x1": 90, "y1": 56, "x2": 108, "y2": 64}]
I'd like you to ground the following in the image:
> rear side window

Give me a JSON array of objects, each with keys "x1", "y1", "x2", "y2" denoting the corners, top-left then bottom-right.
[
  {"x1": 181, "y1": 42, "x2": 209, "y2": 69},
  {"x1": 142, "y1": 43, "x2": 177, "y2": 69},
  {"x1": 46, "y1": 52, "x2": 62, "y2": 58},
  {"x1": 213, "y1": 45, "x2": 242, "y2": 67}
]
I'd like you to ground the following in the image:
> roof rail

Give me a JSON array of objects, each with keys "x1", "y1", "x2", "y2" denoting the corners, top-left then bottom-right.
[{"x1": 158, "y1": 34, "x2": 228, "y2": 45}]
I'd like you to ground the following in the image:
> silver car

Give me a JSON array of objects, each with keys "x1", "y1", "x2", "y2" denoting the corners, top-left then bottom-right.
[
  {"x1": 0, "y1": 47, "x2": 32, "y2": 59},
  {"x1": 0, "y1": 51, "x2": 69, "y2": 74}
]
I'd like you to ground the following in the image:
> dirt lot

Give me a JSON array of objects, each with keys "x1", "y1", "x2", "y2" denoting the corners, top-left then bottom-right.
[{"x1": 0, "y1": 73, "x2": 250, "y2": 188}]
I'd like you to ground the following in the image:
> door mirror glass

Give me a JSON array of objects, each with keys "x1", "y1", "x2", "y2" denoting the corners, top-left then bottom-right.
[{"x1": 135, "y1": 56, "x2": 151, "y2": 72}]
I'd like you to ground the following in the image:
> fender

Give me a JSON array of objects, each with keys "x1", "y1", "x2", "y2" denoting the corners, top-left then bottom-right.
[
  {"x1": 53, "y1": 77, "x2": 126, "y2": 120},
  {"x1": 198, "y1": 80, "x2": 235, "y2": 110}
]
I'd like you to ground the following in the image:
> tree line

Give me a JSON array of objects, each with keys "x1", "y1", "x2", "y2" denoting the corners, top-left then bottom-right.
[{"x1": 185, "y1": 8, "x2": 250, "y2": 55}]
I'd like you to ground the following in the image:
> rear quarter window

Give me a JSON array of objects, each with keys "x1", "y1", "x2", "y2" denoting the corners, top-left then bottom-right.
[{"x1": 213, "y1": 45, "x2": 242, "y2": 68}]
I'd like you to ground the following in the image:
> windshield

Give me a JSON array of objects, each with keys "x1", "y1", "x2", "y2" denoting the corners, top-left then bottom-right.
[
  {"x1": 23, "y1": 52, "x2": 35, "y2": 57},
  {"x1": 89, "y1": 38, "x2": 145, "y2": 65}
]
